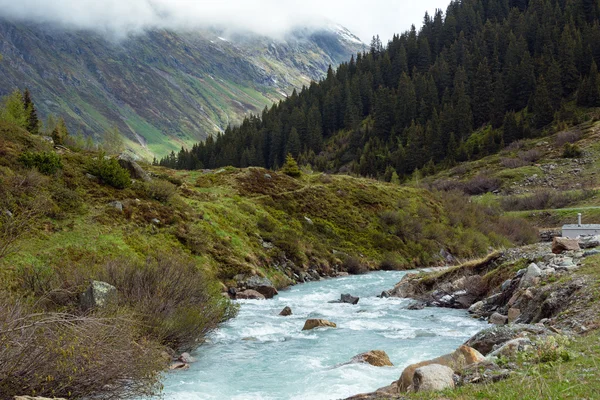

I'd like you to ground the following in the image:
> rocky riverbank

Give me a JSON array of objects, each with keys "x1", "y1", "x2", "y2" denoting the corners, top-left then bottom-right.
[{"x1": 346, "y1": 235, "x2": 600, "y2": 399}]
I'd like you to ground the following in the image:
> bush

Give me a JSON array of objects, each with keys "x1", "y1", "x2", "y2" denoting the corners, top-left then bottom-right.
[
  {"x1": 100, "y1": 253, "x2": 234, "y2": 350},
  {"x1": 463, "y1": 174, "x2": 502, "y2": 195},
  {"x1": 343, "y1": 256, "x2": 368, "y2": 275},
  {"x1": 18, "y1": 151, "x2": 62, "y2": 175},
  {"x1": 0, "y1": 296, "x2": 164, "y2": 399},
  {"x1": 500, "y1": 157, "x2": 528, "y2": 169},
  {"x1": 88, "y1": 154, "x2": 131, "y2": 189},
  {"x1": 135, "y1": 179, "x2": 177, "y2": 203},
  {"x1": 555, "y1": 131, "x2": 581, "y2": 146},
  {"x1": 562, "y1": 143, "x2": 583, "y2": 158},
  {"x1": 500, "y1": 190, "x2": 594, "y2": 211}
]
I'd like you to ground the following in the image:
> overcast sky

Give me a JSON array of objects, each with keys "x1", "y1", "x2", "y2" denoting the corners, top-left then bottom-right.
[{"x1": 0, "y1": 0, "x2": 452, "y2": 42}]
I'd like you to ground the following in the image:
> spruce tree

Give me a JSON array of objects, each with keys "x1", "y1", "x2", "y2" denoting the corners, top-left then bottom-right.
[
  {"x1": 22, "y1": 88, "x2": 40, "y2": 135},
  {"x1": 473, "y1": 59, "x2": 492, "y2": 127},
  {"x1": 532, "y1": 76, "x2": 554, "y2": 128}
]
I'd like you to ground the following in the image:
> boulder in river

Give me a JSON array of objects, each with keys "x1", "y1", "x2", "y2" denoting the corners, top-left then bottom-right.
[
  {"x1": 178, "y1": 352, "x2": 197, "y2": 363},
  {"x1": 406, "y1": 301, "x2": 427, "y2": 310},
  {"x1": 412, "y1": 364, "x2": 455, "y2": 392},
  {"x1": 302, "y1": 319, "x2": 337, "y2": 330},
  {"x1": 279, "y1": 306, "x2": 292, "y2": 316},
  {"x1": 236, "y1": 289, "x2": 266, "y2": 300},
  {"x1": 397, "y1": 345, "x2": 484, "y2": 391},
  {"x1": 341, "y1": 293, "x2": 359, "y2": 304},
  {"x1": 169, "y1": 362, "x2": 190, "y2": 371},
  {"x1": 350, "y1": 350, "x2": 393, "y2": 367}
]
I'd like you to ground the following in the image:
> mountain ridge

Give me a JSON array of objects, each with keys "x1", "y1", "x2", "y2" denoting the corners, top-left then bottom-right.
[{"x1": 0, "y1": 19, "x2": 364, "y2": 158}]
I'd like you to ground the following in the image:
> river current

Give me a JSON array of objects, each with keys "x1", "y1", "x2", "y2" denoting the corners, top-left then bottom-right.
[{"x1": 157, "y1": 270, "x2": 486, "y2": 400}]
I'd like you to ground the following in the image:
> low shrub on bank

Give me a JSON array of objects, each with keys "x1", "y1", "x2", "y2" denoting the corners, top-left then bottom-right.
[
  {"x1": 500, "y1": 189, "x2": 595, "y2": 211},
  {"x1": 18, "y1": 151, "x2": 62, "y2": 175},
  {"x1": 0, "y1": 297, "x2": 164, "y2": 400},
  {"x1": 87, "y1": 153, "x2": 131, "y2": 189}
]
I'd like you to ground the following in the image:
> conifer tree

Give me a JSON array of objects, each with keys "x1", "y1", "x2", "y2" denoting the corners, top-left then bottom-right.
[
  {"x1": 51, "y1": 117, "x2": 69, "y2": 145},
  {"x1": 22, "y1": 89, "x2": 40, "y2": 135},
  {"x1": 281, "y1": 153, "x2": 301, "y2": 177},
  {"x1": 532, "y1": 76, "x2": 555, "y2": 128}
]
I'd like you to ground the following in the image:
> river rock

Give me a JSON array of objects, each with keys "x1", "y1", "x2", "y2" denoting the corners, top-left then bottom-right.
[
  {"x1": 397, "y1": 345, "x2": 483, "y2": 391},
  {"x1": 178, "y1": 352, "x2": 197, "y2": 363},
  {"x1": 340, "y1": 293, "x2": 359, "y2": 304},
  {"x1": 302, "y1": 319, "x2": 337, "y2": 330},
  {"x1": 80, "y1": 280, "x2": 117, "y2": 311},
  {"x1": 552, "y1": 237, "x2": 580, "y2": 254},
  {"x1": 464, "y1": 324, "x2": 552, "y2": 355},
  {"x1": 245, "y1": 276, "x2": 278, "y2": 299},
  {"x1": 117, "y1": 153, "x2": 151, "y2": 181},
  {"x1": 407, "y1": 301, "x2": 427, "y2": 310},
  {"x1": 519, "y1": 263, "x2": 541, "y2": 288},
  {"x1": 489, "y1": 312, "x2": 508, "y2": 325},
  {"x1": 279, "y1": 306, "x2": 292, "y2": 316},
  {"x1": 236, "y1": 289, "x2": 266, "y2": 300},
  {"x1": 579, "y1": 235, "x2": 600, "y2": 249},
  {"x1": 412, "y1": 364, "x2": 455, "y2": 392},
  {"x1": 350, "y1": 350, "x2": 393, "y2": 367},
  {"x1": 169, "y1": 362, "x2": 190, "y2": 371},
  {"x1": 468, "y1": 300, "x2": 484, "y2": 314}
]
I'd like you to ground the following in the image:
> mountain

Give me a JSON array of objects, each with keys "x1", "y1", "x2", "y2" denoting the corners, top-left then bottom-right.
[
  {"x1": 0, "y1": 20, "x2": 364, "y2": 158},
  {"x1": 161, "y1": 0, "x2": 600, "y2": 178}
]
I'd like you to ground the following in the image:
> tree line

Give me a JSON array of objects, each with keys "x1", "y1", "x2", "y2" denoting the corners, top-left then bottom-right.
[{"x1": 159, "y1": 0, "x2": 600, "y2": 180}]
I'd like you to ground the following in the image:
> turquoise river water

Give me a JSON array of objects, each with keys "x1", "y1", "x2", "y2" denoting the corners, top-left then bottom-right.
[{"x1": 156, "y1": 270, "x2": 486, "y2": 399}]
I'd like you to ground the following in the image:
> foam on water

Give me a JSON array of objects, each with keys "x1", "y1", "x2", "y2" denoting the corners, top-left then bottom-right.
[{"x1": 151, "y1": 271, "x2": 486, "y2": 400}]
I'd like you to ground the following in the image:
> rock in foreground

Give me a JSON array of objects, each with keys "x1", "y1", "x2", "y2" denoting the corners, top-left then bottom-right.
[
  {"x1": 413, "y1": 364, "x2": 455, "y2": 392},
  {"x1": 552, "y1": 237, "x2": 580, "y2": 254},
  {"x1": 302, "y1": 319, "x2": 337, "y2": 330},
  {"x1": 236, "y1": 289, "x2": 266, "y2": 300},
  {"x1": 80, "y1": 280, "x2": 117, "y2": 311}
]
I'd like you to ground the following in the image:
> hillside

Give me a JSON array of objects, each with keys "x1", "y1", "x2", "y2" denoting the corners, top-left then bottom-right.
[
  {"x1": 160, "y1": 0, "x2": 600, "y2": 181},
  {"x1": 0, "y1": 119, "x2": 536, "y2": 399},
  {"x1": 0, "y1": 19, "x2": 364, "y2": 159}
]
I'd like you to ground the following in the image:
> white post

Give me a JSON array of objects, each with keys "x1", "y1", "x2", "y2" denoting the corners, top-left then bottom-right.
[{"x1": 578, "y1": 213, "x2": 582, "y2": 227}]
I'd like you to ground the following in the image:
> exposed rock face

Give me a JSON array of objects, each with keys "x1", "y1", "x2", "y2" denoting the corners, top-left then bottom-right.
[
  {"x1": 412, "y1": 364, "x2": 455, "y2": 392},
  {"x1": 80, "y1": 280, "x2": 117, "y2": 311},
  {"x1": 279, "y1": 306, "x2": 292, "y2": 316},
  {"x1": 464, "y1": 324, "x2": 552, "y2": 355},
  {"x1": 117, "y1": 153, "x2": 151, "y2": 182},
  {"x1": 397, "y1": 345, "x2": 483, "y2": 391},
  {"x1": 489, "y1": 312, "x2": 508, "y2": 325},
  {"x1": 350, "y1": 350, "x2": 393, "y2": 367},
  {"x1": 302, "y1": 319, "x2": 337, "y2": 330},
  {"x1": 340, "y1": 293, "x2": 359, "y2": 304},
  {"x1": 235, "y1": 289, "x2": 266, "y2": 300},
  {"x1": 245, "y1": 276, "x2": 278, "y2": 299},
  {"x1": 552, "y1": 237, "x2": 580, "y2": 254}
]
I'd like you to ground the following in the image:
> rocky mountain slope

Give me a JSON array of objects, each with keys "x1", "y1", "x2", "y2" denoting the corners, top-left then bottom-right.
[{"x1": 0, "y1": 19, "x2": 364, "y2": 158}]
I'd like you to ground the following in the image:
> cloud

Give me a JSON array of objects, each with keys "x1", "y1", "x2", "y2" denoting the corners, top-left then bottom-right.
[{"x1": 0, "y1": 0, "x2": 452, "y2": 42}]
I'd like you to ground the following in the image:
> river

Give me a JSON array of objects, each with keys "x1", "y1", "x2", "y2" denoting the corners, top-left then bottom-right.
[{"x1": 157, "y1": 270, "x2": 486, "y2": 399}]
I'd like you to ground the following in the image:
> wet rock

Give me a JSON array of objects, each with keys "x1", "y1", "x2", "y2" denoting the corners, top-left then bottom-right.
[
  {"x1": 302, "y1": 318, "x2": 337, "y2": 330},
  {"x1": 350, "y1": 350, "x2": 393, "y2": 367},
  {"x1": 489, "y1": 312, "x2": 508, "y2": 325},
  {"x1": 552, "y1": 237, "x2": 580, "y2": 254},
  {"x1": 178, "y1": 352, "x2": 197, "y2": 363},
  {"x1": 279, "y1": 306, "x2": 292, "y2": 316},
  {"x1": 235, "y1": 289, "x2": 266, "y2": 300},
  {"x1": 245, "y1": 276, "x2": 278, "y2": 299},
  {"x1": 397, "y1": 345, "x2": 484, "y2": 391},
  {"x1": 468, "y1": 301, "x2": 484, "y2": 314},
  {"x1": 169, "y1": 362, "x2": 189, "y2": 371},
  {"x1": 413, "y1": 364, "x2": 455, "y2": 392},
  {"x1": 80, "y1": 280, "x2": 117, "y2": 311},
  {"x1": 406, "y1": 301, "x2": 427, "y2": 310},
  {"x1": 379, "y1": 290, "x2": 391, "y2": 298},
  {"x1": 340, "y1": 293, "x2": 359, "y2": 304}
]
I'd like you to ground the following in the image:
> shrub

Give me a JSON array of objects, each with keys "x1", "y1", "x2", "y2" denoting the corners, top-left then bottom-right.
[
  {"x1": 500, "y1": 157, "x2": 528, "y2": 169},
  {"x1": 0, "y1": 296, "x2": 164, "y2": 399},
  {"x1": 18, "y1": 151, "x2": 62, "y2": 175},
  {"x1": 555, "y1": 130, "x2": 581, "y2": 146},
  {"x1": 343, "y1": 256, "x2": 368, "y2": 275},
  {"x1": 138, "y1": 179, "x2": 177, "y2": 203},
  {"x1": 517, "y1": 149, "x2": 542, "y2": 163},
  {"x1": 100, "y1": 253, "x2": 234, "y2": 350},
  {"x1": 463, "y1": 174, "x2": 502, "y2": 195},
  {"x1": 88, "y1": 153, "x2": 131, "y2": 189},
  {"x1": 562, "y1": 143, "x2": 583, "y2": 158},
  {"x1": 500, "y1": 190, "x2": 594, "y2": 211}
]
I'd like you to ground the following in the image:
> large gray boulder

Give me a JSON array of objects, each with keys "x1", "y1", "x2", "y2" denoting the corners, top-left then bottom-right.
[
  {"x1": 340, "y1": 293, "x2": 360, "y2": 304},
  {"x1": 80, "y1": 280, "x2": 117, "y2": 311},
  {"x1": 117, "y1": 153, "x2": 151, "y2": 182},
  {"x1": 412, "y1": 364, "x2": 455, "y2": 392},
  {"x1": 519, "y1": 263, "x2": 541, "y2": 288},
  {"x1": 245, "y1": 276, "x2": 278, "y2": 299}
]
